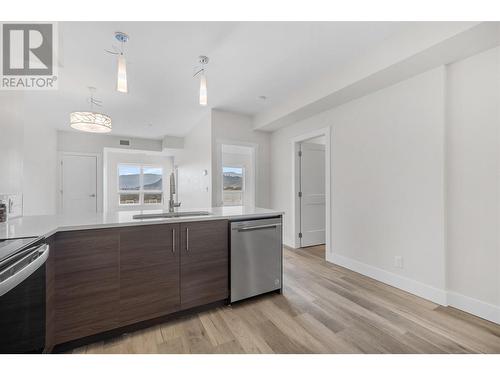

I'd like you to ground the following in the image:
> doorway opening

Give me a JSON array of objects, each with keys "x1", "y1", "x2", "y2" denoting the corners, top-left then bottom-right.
[
  {"x1": 222, "y1": 166, "x2": 245, "y2": 206},
  {"x1": 292, "y1": 127, "x2": 331, "y2": 259},
  {"x1": 215, "y1": 143, "x2": 256, "y2": 207}
]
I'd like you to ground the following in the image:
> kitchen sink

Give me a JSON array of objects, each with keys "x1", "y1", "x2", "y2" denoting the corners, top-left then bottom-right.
[{"x1": 132, "y1": 211, "x2": 211, "y2": 219}]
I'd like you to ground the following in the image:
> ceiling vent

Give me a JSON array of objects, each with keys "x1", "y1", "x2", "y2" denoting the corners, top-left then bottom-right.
[{"x1": 119, "y1": 139, "x2": 131, "y2": 146}]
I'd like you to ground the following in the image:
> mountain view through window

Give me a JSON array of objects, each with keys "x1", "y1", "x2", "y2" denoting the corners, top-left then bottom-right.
[
  {"x1": 118, "y1": 165, "x2": 163, "y2": 205},
  {"x1": 223, "y1": 166, "x2": 244, "y2": 206}
]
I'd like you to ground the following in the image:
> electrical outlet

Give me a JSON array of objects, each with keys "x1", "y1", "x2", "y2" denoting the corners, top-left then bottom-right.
[{"x1": 394, "y1": 256, "x2": 403, "y2": 269}]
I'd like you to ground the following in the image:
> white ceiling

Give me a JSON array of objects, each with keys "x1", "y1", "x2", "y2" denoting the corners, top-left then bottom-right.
[{"x1": 13, "y1": 22, "x2": 419, "y2": 139}]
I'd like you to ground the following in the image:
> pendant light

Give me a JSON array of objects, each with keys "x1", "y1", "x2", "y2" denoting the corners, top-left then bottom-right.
[
  {"x1": 194, "y1": 56, "x2": 209, "y2": 106},
  {"x1": 199, "y1": 70, "x2": 207, "y2": 106},
  {"x1": 70, "y1": 87, "x2": 112, "y2": 133},
  {"x1": 106, "y1": 32, "x2": 129, "y2": 93},
  {"x1": 117, "y1": 53, "x2": 127, "y2": 93}
]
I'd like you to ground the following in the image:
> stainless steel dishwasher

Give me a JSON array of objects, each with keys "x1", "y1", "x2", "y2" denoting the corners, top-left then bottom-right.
[{"x1": 230, "y1": 217, "x2": 282, "y2": 303}]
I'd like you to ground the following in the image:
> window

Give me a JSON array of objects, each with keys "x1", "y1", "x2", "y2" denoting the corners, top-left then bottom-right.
[
  {"x1": 118, "y1": 164, "x2": 163, "y2": 205},
  {"x1": 222, "y1": 166, "x2": 244, "y2": 206}
]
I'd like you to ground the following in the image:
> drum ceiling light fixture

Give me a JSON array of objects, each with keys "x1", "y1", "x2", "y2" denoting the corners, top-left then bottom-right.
[{"x1": 70, "y1": 87, "x2": 112, "y2": 133}]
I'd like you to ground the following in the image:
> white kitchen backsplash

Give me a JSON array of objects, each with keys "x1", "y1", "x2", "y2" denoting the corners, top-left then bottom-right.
[{"x1": 0, "y1": 193, "x2": 23, "y2": 220}]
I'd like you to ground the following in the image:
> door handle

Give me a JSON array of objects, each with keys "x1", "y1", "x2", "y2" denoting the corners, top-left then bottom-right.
[
  {"x1": 89, "y1": 194, "x2": 96, "y2": 197},
  {"x1": 186, "y1": 227, "x2": 189, "y2": 252}
]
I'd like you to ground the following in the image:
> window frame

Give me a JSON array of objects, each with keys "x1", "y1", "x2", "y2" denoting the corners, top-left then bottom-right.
[
  {"x1": 118, "y1": 163, "x2": 164, "y2": 206},
  {"x1": 222, "y1": 165, "x2": 245, "y2": 207}
]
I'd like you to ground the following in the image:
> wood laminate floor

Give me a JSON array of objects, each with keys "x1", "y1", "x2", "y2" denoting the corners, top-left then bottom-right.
[{"x1": 71, "y1": 245, "x2": 500, "y2": 354}]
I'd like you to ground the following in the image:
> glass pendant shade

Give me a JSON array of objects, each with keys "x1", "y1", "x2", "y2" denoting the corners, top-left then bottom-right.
[
  {"x1": 199, "y1": 72, "x2": 207, "y2": 106},
  {"x1": 70, "y1": 111, "x2": 112, "y2": 133},
  {"x1": 117, "y1": 54, "x2": 128, "y2": 93}
]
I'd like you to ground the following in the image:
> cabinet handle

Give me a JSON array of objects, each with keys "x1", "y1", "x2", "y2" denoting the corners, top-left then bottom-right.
[
  {"x1": 186, "y1": 227, "x2": 189, "y2": 252},
  {"x1": 172, "y1": 228, "x2": 175, "y2": 253}
]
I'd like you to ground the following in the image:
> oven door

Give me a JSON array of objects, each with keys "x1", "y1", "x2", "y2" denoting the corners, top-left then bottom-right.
[{"x1": 0, "y1": 243, "x2": 49, "y2": 353}]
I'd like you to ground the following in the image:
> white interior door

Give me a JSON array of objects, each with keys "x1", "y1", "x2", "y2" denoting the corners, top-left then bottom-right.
[
  {"x1": 61, "y1": 154, "x2": 97, "y2": 213},
  {"x1": 300, "y1": 142, "x2": 326, "y2": 247}
]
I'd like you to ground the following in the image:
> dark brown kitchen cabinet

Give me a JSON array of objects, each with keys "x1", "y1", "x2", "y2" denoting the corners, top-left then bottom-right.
[
  {"x1": 51, "y1": 219, "x2": 229, "y2": 346},
  {"x1": 119, "y1": 224, "x2": 180, "y2": 326},
  {"x1": 54, "y1": 229, "x2": 120, "y2": 344},
  {"x1": 180, "y1": 220, "x2": 229, "y2": 309},
  {"x1": 44, "y1": 235, "x2": 55, "y2": 352}
]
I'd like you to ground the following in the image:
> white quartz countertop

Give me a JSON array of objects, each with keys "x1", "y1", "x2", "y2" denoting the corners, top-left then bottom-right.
[{"x1": 0, "y1": 207, "x2": 284, "y2": 240}]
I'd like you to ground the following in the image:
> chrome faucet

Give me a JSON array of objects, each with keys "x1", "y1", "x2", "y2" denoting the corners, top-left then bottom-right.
[{"x1": 168, "y1": 172, "x2": 181, "y2": 213}]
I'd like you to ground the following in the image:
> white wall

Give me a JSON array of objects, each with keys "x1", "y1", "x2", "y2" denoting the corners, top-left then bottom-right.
[
  {"x1": 57, "y1": 131, "x2": 163, "y2": 154},
  {"x1": 332, "y1": 68, "x2": 447, "y2": 300},
  {"x1": 0, "y1": 95, "x2": 24, "y2": 195},
  {"x1": 104, "y1": 150, "x2": 174, "y2": 212},
  {"x1": 304, "y1": 135, "x2": 326, "y2": 145},
  {"x1": 0, "y1": 94, "x2": 58, "y2": 215},
  {"x1": 172, "y1": 114, "x2": 212, "y2": 209},
  {"x1": 172, "y1": 109, "x2": 270, "y2": 210},
  {"x1": 271, "y1": 47, "x2": 500, "y2": 323},
  {"x1": 446, "y1": 47, "x2": 500, "y2": 321},
  {"x1": 57, "y1": 130, "x2": 163, "y2": 212},
  {"x1": 271, "y1": 67, "x2": 447, "y2": 303},
  {"x1": 23, "y1": 124, "x2": 57, "y2": 215},
  {"x1": 211, "y1": 109, "x2": 271, "y2": 207}
]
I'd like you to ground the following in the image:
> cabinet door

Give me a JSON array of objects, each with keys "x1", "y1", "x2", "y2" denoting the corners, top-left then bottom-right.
[
  {"x1": 119, "y1": 224, "x2": 180, "y2": 325},
  {"x1": 54, "y1": 229, "x2": 120, "y2": 344},
  {"x1": 180, "y1": 220, "x2": 228, "y2": 309}
]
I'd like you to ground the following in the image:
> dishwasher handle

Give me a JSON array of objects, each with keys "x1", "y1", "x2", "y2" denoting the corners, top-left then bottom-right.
[{"x1": 235, "y1": 223, "x2": 282, "y2": 232}]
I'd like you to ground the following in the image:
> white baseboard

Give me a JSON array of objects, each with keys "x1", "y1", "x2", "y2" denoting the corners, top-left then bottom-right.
[
  {"x1": 447, "y1": 291, "x2": 500, "y2": 325},
  {"x1": 327, "y1": 252, "x2": 500, "y2": 325},
  {"x1": 328, "y1": 252, "x2": 448, "y2": 305},
  {"x1": 283, "y1": 238, "x2": 297, "y2": 249}
]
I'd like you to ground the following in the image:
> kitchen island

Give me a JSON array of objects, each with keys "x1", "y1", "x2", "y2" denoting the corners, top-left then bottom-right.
[
  {"x1": 0, "y1": 206, "x2": 283, "y2": 240},
  {"x1": 0, "y1": 207, "x2": 283, "y2": 352}
]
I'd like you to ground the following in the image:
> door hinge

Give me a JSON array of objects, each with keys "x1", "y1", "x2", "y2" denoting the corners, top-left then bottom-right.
[
  {"x1": 298, "y1": 232, "x2": 303, "y2": 238},
  {"x1": 298, "y1": 150, "x2": 302, "y2": 157},
  {"x1": 298, "y1": 191, "x2": 302, "y2": 198}
]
